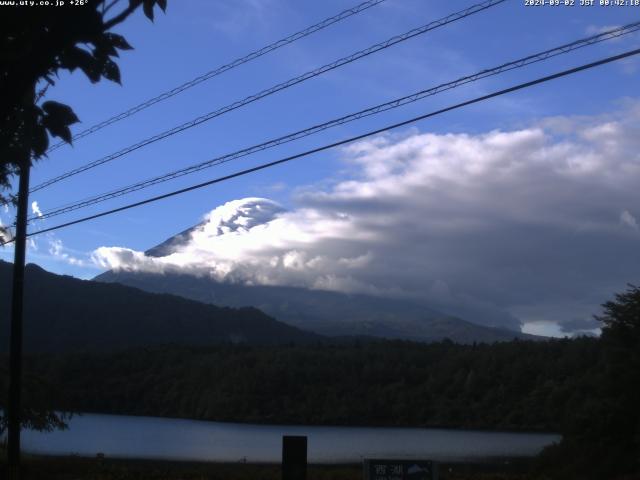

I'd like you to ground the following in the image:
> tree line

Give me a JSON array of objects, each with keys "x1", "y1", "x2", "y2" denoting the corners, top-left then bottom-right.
[{"x1": 9, "y1": 338, "x2": 599, "y2": 432}]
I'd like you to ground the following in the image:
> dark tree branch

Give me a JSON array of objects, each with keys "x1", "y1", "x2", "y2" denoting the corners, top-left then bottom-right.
[
  {"x1": 103, "y1": 1, "x2": 140, "y2": 30},
  {"x1": 103, "y1": 0, "x2": 123, "y2": 16},
  {"x1": 35, "y1": 84, "x2": 50, "y2": 104}
]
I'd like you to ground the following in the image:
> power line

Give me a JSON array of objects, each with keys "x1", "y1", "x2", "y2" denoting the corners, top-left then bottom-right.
[
  {"x1": 6, "y1": 47, "x2": 637, "y2": 245},
  {"x1": 32, "y1": 22, "x2": 640, "y2": 222},
  {"x1": 31, "y1": 0, "x2": 506, "y2": 193},
  {"x1": 44, "y1": 0, "x2": 389, "y2": 154}
]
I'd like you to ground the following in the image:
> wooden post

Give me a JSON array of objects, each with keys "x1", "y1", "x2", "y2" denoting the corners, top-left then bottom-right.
[
  {"x1": 7, "y1": 160, "x2": 30, "y2": 480},
  {"x1": 7, "y1": 82, "x2": 34, "y2": 480},
  {"x1": 282, "y1": 435, "x2": 307, "y2": 480}
]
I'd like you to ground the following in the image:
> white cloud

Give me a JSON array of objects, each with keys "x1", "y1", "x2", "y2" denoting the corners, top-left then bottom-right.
[
  {"x1": 620, "y1": 210, "x2": 638, "y2": 230},
  {"x1": 93, "y1": 102, "x2": 640, "y2": 333},
  {"x1": 48, "y1": 238, "x2": 63, "y2": 256},
  {"x1": 48, "y1": 237, "x2": 88, "y2": 267},
  {"x1": 0, "y1": 216, "x2": 12, "y2": 244},
  {"x1": 93, "y1": 197, "x2": 379, "y2": 293},
  {"x1": 31, "y1": 201, "x2": 43, "y2": 218},
  {"x1": 586, "y1": 25, "x2": 622, "y2": 36},
  {"x1": 188, "y1": 0, "x2": 279, "y2": 38}
]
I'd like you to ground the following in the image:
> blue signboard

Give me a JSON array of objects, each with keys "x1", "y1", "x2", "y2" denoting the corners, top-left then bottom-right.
[{"x1": 363, "y1": 459, "x2": 438, "y2": 480}]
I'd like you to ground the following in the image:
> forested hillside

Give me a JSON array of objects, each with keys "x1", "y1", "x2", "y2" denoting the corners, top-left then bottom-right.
[
  {"x1": 11, "y1": 338, "x2": 599, "y2": 431},
  {"x1": 96, "y1": 269, "x2": 537, "y2": 344},
  {"x1": 0, "y1": 261, "x2": 321, "y2": 353}
]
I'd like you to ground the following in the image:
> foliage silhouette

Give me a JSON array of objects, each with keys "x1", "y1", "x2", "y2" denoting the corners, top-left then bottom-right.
[
  {"x1": 4, "y1": 338, "x2": 600, "y2": 432},
  {"x1": 0, "y1": 0, "x2": 167, "y2": 240},
  {"x1": 536, "y1": 285, "x2": 640, "y2": 479},
  {"x1": 0, "y1": 0, "x2": 167, "y2": 430}
]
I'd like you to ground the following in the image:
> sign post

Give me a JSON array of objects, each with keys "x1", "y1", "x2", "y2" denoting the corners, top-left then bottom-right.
[{"x1": 282, "y1": 435, "x2": 307, "y2": 480}]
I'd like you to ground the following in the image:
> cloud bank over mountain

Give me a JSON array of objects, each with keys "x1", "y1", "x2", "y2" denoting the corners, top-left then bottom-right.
[{"x1": 93, "y1": 102, "x2": 640, "y2": 334}]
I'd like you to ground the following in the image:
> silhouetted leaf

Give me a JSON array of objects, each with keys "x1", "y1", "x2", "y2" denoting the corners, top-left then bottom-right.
[
  {"x1": 60, "y1": 46, "x2": 101, "y2": 82},
  {"x1": 80, "y1": 63, "x2": 102, "y2": 83},
  {"x1": 143, "y1": 0, "x2": 154, "y2": 21},
  {"x1": 157, "y1": 0, "x2": 167, "y2": 11},
  {"x1": 44, "y1": 123, "x2": 73, "y2": 144},
  {"x1": 102, "y1": 58, "x2": 121, "y2": 84},
  {"x1": 32, "y1": 125, "x2": 49, "y2": 157},
  {"x1": 94, "y1": 37, "x2": 119, "y2": 58},
  {"x1": 42, "y1": 101, "x2": 79, "y2": 127},
  {"x1": 105, "y1": 33, "x2": 133, "y2": 51},
  {"x1": 60, "y1": 46, "x2": 92, "y2": 71}
]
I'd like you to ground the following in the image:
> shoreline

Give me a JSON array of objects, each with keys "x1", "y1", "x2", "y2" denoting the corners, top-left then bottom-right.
[{"x1": 49, "y1": 410, "x2": 562, "y2": 436}]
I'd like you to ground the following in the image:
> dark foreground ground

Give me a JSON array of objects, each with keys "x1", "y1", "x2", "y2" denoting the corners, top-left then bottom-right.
[{"x1": 0, "y1": 454, "x2": 540, "y2": 480}]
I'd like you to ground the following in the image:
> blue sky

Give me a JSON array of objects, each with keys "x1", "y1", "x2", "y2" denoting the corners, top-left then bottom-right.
[{"x1": 2, "y1": 0, "x2": 640, "y2": 336}]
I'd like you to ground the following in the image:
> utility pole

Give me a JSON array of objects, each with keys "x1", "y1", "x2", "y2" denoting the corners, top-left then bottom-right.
[{"x1": 7, "y1": 86, "x2": 34, "y2": 480}]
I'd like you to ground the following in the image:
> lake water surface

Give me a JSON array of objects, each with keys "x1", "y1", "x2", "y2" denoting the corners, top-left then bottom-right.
[{"x1": 22, "y1": 413, "x2": 560, "y2": 463}]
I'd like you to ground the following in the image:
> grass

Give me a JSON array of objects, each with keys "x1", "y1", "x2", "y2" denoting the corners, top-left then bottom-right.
[{"x1": 0, "y1": 451, "x2": 542, "y2": 480}]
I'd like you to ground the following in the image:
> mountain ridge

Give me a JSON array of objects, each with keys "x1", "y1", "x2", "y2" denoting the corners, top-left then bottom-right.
[
  {"x1": 0, "y1": 260, "x2": 322, "y2": 353},
  {"x1": 95, "y1": 268, "x2": 540, "y2": 344}
]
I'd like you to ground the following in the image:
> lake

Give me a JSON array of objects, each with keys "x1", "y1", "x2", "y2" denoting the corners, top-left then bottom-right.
[{"x1": 22, "y1": 413, "x2": 560, "y2": 463}]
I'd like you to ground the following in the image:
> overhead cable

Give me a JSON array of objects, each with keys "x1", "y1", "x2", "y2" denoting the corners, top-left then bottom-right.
[
  {"x1": 31, "y1": 0, "x2": 506, "y2": 193},
  {"x1": 32, "y1": 22, "x2": 640, "y2": 222},
  {"x1": 6, "y1": 47, "x2": 636, "y2": 244},
  {"x1": 44, "y1": 0, "x2": 389, "y2": 153}
]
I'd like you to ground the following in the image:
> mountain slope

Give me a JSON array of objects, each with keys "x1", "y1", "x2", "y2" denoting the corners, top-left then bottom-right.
[
  {"x1": 95, "y1": 269, "x2": 537, "y2": 344},
  {"x1": 92, "y1": 198, "x2": 541, "y2": 344},
  {"x1": 0, "y1": 260, "x2": 322, "y2": 353}
]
